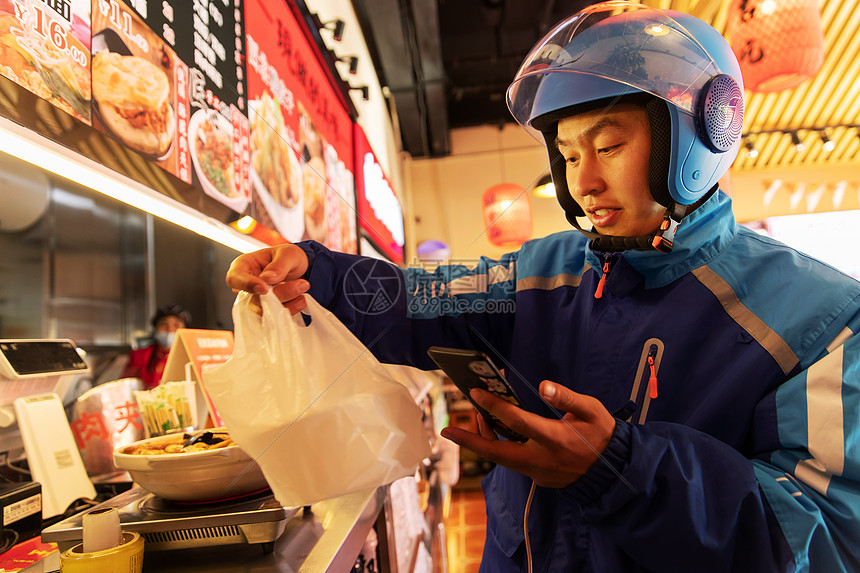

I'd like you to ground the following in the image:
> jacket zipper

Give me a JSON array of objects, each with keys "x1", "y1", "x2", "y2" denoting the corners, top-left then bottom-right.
[
  {"x1": 594, "y1": 253, "x2": 619, "y2": 299},
  {"x1": 648, "y1": 352, "x2": 658, "y2": 399},
  {"x1": 626, "y1": 339, "x2": 664, "y2": 423},
  {"x1": 642, "y1": 344, "x2": 659, "y2": 401}
]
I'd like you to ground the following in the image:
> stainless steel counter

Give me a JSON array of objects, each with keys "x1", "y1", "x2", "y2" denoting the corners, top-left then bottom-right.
[{"x1": 24, "y1": 486, "x2": 386, "y2": 573}]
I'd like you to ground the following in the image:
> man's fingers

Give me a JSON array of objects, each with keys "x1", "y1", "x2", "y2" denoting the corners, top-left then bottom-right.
[
  {"x1": 259, "y1": 244, "x2": 309, "y2": 284},
  {"x1": 226, "y1": 267, "x2": 269, "y2": 295},
  {"x1": 282, "y1": 295, "x2": 308, "y2": 315},
  {"x1": 469, "y1": 389, "x2": 538, "y2": 437},
  {"x1": 539, "y1": 380, "x2": 598, "y2": 419},
  {"x1": 225, "y1": 245, "x2": 309, "y2": 294},
  {"x1": 476, "y1": 411, "x2": 498, "y2": 440},
  {"x1": 271, "y1": 280, "x2": 311, "y2": 304},
  {"x1": 441, "y1": 425, "x2": 524, "y2": 465}
]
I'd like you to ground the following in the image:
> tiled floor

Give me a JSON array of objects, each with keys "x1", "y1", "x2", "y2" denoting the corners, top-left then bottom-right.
[{"x1": 442, "y1": 484, "x2": 487, "y2": 573}]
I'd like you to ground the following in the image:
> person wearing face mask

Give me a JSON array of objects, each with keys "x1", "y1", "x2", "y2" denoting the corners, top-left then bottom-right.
[{"x1": 122, "y1": 304, "x2": 190, "y2": 390}]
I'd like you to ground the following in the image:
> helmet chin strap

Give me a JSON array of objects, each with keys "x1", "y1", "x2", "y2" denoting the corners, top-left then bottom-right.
[{"x1": 565, "y1": 202, "x2": 685, "y2": 254}]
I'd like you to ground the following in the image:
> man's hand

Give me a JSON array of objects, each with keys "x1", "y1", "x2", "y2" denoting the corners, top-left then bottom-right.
[
  {"x1": 225, "y1": 244, "x2": 311, "y2": 314},
  {"x1": 440, "y1": 381, "x2": 616, "y2": 488}
]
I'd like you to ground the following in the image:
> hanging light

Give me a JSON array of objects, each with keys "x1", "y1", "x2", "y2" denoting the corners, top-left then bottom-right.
[
  {"x1": 336, "y1": 54, "x2": 359, "y2": 75},
  {"x1": 820, "y1": 131, "x2": 835, "y2": 152},
  {"x1": 790, "y1": 131, "x2": 805, "y2": 152},
  {"x1": 532, "y1": 173, "x2": 555, "y2": 198},
  {"x1": 319, "y1": 18, "x2": 345, "y2": 41},
  {"x1": 482, "y1": 183, "x2": 532, "y2": 247},
  {"x1": 725, "y1": 0, "x2": 825, "y2": 92},
  {"x1": 744, "y1": 140, "x2": 759, "y2": 159}
]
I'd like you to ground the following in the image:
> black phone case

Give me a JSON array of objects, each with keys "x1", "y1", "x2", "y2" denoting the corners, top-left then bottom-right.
[{"x1": 427, "y1": 346, "x2": 528, "y2": 442}]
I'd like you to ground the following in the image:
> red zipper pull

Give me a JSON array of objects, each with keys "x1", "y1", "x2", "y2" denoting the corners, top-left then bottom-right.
[
  {"x1": 594, "y1": 261, "x2": 610, "y2": 299},
  {"x1": 648, "y1": 355, "x2": 658, "y2": 399}
]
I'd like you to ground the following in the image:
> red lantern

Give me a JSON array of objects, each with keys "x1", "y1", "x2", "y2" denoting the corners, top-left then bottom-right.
[
  {"x1": 725, "y1": 0, "x2": 825, "y2": 93},
  {"x1": 482, "y1": 183, "x2": 532, "y2": 247}
]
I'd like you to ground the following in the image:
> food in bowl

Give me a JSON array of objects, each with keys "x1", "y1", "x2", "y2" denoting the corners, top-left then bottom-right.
[
  {"x1": 113, "y1": 429, "x2": 269, "y2": 501},
  {"x1": 121, "y1": 430, "x2": 233, "y2": 455},
  {"x1": 251, "y1": 93, "x2": 300, "y2": 208},
  {"x1": 303, "y1": 156, "x2": 327, "y2": 241},
  {"x1": 193, "y1": 112, "x2": 236, "y2": 198}
]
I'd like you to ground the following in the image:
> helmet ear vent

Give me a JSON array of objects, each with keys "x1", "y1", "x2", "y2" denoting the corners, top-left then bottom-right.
[{"x1": 698, "y1": 74, "x2": 744, "y2": 153}]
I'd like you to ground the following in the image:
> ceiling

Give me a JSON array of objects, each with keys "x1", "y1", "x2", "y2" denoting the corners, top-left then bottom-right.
[{"x1": 352, "y1": 0, "x2": 860, "y2": 170}]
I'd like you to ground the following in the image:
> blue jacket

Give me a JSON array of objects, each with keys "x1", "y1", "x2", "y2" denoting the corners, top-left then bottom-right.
[{"x1": 299, "y1": 191, "x2": 860, "y2": 572}]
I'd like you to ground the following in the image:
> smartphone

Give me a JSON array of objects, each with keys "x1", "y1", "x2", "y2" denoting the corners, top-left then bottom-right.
[{"x1": 427, "y1": 346, "x2": 528, "y2": 442}]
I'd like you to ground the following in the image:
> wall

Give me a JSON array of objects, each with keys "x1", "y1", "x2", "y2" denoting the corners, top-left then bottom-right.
[
  {"x1": 408, "y1": 124, "x2": 571, "y2": 263},
  {"x1": 407, "y1": 125, "x2": 860, "y2": 262},
  {"x1": 728, "y1": 164, "x2": 860, "y2": 223}
]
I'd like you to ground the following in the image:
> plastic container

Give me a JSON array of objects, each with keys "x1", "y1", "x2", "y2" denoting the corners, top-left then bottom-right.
[{"x1": 60, "y1": 531, "x2": 144, "y2": 572}]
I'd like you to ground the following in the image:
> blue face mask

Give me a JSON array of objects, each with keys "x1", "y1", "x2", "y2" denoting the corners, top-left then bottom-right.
[{"x1": 154, "y1": 331, "x2": 175, "y2": 349}]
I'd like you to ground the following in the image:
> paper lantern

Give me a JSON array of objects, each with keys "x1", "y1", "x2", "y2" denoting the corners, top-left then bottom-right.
[
  {"x1": 482, "y1": 183, "x2": 532, "y2": 247},
  {"x1": 725, "y1": 0, "x2": 825, "y2": 93}
]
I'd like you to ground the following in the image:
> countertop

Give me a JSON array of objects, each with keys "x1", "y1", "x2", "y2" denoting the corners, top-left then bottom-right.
[{"x1": 24, "y1": 486, "x2": 386, "y2": 573}]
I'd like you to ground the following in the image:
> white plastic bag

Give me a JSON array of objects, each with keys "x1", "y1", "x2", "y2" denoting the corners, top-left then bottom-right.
[{"x1": 204, "y1": 291, "x2": 431, "y2": 507}]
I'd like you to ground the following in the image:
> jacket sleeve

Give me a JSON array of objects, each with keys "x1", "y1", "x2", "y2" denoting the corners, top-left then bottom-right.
[
  {"x1": 295, "y1": 240, "x2": 519, "y2": 370},
  {"x1": 564, "y1": 310, "x2": 860, "y2": 573}
]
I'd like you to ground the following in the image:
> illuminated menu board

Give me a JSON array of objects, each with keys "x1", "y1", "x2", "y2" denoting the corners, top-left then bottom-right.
[
  {"x1": 0, "y1": 0, "x2": 92, "y2": 124},
  {"x1": 90, "y1": 1, "x2": 190, "y2": 183},
  {"x1": 0, "y1": 0, "x2": 357, "y2": 254},
  {"x1": 90, "y1": 0, "x2": 251, "y2": 213},
  {"x1": 244, "y1": 0, "x2": 356, "y2": 252}
]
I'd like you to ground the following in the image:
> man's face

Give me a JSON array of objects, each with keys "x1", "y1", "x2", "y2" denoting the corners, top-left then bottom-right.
[{"x1": 556, "y1": 103, "x2": 664, "y2": 237}]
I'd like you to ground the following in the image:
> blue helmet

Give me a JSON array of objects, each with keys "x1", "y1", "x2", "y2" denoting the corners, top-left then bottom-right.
[{"x1": 507, "y1": 2, "x2": 744, "y2": 248}]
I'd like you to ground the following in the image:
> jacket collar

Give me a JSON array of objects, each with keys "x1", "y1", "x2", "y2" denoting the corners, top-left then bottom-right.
[{"x1": 585, "y1": 190, "x2": 737, "y2": 289}]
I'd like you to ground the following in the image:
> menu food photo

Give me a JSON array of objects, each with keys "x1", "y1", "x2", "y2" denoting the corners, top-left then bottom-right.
[
  {"x1": 0, "y1": 0, "x2": 92, "y2": 122},
  {"x1": 172, "y1": 0, "x2": 251, "y2": 215},
  {"x1": 245, "y1": 0, "x2": 356, "y2": 252},
  {"x1": 91, "y1": 1, "x2": 188, "y2": 179},
  {"x1": 0, "y1": 0, "x2": 361, "y2": 255}
]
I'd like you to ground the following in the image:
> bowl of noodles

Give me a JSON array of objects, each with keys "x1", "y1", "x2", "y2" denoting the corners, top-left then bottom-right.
[{"x1": 113, "y1": 428, "x2": 269, "y2": 501}]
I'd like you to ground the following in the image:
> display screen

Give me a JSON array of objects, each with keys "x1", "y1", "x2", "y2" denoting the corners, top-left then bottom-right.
[{"x1": 0, "y1": 341, "x2": 88, "y2": 376}]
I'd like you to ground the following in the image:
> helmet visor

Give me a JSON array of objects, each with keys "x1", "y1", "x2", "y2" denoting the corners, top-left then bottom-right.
[{"x1": 507, "y1": 2, "x2": 722, "y2": 140}]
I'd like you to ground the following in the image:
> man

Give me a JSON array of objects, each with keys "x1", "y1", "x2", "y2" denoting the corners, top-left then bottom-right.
[
  {"x1": 227, "y1": 3, "x2": 860, "y2": 571},
  {"x1": 122, "y1": 304, "x2": 190, "y2": 389}
]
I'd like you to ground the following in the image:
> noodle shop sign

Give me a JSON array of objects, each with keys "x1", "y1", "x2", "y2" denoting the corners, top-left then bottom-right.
[
  {"x1": 243, "y1": 0, "x2": 356, "y2": 253},
  {"x1": 354, "y1": 124, "x2": 404, "y2": 263}
]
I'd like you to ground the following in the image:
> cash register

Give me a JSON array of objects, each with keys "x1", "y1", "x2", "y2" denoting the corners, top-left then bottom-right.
[{"x1": 0, "y1": 339, "x2": 96, "y2": 537}]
